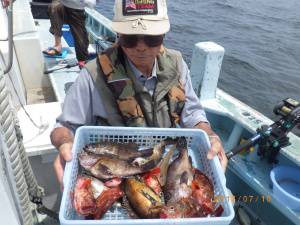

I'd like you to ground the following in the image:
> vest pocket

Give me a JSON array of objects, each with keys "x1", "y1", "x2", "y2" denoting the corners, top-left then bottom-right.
[{"x1": 155, "y1": 101, "x2": 172, "y2": 127}]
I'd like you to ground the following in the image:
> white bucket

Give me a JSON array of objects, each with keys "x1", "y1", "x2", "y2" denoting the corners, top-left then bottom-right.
[{"x1": 270, "y1": 165, "x2": 300, "y2": 211}]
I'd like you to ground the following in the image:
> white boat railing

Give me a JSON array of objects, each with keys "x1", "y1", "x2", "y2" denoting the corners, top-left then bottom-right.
[
  {"x1": 1, "y1": 1, "x2": 13, "y2": 75},
  {"x1": 190, "y1": 42, "x2": 225, "y2": 101}
]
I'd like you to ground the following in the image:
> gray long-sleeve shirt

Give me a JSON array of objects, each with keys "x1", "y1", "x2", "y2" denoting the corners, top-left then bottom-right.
[
  {"x1": 56, "y1": 58, "x2": 208, "y2": 133},
  {"x1": 61, "y1": 0, "x2": 95, "y2": 10}
]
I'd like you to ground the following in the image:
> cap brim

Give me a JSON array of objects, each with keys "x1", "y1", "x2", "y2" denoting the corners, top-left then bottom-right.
[{"x1": 112, "y1": 19, "x2": 170, "y2": 35}]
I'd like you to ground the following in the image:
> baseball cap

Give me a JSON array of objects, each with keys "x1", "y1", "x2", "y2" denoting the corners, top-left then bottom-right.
[{"x1": 112, "y1": 0, "x2": 170, "y2": 35}]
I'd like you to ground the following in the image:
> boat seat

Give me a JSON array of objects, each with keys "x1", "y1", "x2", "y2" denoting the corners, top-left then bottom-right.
[
  {"x1": 17, "y1": 102, "x2": 61, "y2": 156},
  {"x1": 48, "y1": 68, "x2": 79, "y2": 103}
]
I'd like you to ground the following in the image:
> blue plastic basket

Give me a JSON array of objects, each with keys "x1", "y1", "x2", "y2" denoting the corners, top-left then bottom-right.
[{"x1": 60, "y1": 126, "x2": 234, "y2": 225}]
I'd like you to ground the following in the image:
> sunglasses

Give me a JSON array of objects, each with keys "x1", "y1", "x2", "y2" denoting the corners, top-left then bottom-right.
[{"x1": 118, "y1": 35, "x2": 164, "y2": 48}]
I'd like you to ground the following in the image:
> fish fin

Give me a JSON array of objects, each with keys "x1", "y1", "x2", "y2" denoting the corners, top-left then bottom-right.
[
  {"x1": 98, "y1": 163, "x2": 113, "y2": 175},
  {"x1": 81, "y1": 170, "x2": 94, "y2": 177},
  {"x1": 140, "y1": 190, "x2": 159, "y2": 205},
  {"x1": 157, "y1": 146, "x2": 174, "y2": 186},
  {"x1": 180, "y1": 171, "x2": 189, "y2": 184},
  {"x1": 127, "y1": 148, "x2": 154, "y2": 163},
  {"x1": 141, "y1": 160, "x2": 156, "y2": 171},
  {"x1": 149, "y1": 205, "x2": 163, "y2": 218}
]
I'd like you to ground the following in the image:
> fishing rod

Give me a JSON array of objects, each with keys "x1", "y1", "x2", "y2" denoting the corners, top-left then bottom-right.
[
  {"x1": 44, "y1": 58, "x2": 79, "y2": 74},
  {"x1": 226, "y1": 98, "x2": 300, "y2": 163}
]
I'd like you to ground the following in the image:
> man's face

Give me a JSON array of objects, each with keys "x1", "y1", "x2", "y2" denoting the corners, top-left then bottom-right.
[{"x1": 119, "y1": 35, "x2": 164, "y2": 69}]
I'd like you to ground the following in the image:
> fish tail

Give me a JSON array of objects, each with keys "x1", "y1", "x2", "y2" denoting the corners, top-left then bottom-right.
[
  {"x1": 163, "y1": 137, "x2": 187, "y2": 149},
  {"x1": 139, "y1": 148, "x2": 154, "y2": 157}
]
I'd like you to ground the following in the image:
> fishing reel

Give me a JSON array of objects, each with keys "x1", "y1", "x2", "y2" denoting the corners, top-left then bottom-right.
[{"x1": 226, "y1": 98, "x2": 300, "y2": 163}]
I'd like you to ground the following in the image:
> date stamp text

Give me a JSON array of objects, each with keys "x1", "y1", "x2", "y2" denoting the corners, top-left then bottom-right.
[{"x1": 212, "y1": 195, "x2": 271, "y2": 203}]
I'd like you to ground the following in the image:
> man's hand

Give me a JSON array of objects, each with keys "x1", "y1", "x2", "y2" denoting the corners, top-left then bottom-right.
[
  {"x1": 194, "y1": 122, "x2": 228, "y2": 171},
  {"x1": 54, "y1": 142, "x2": 73, "y2": 191},
  {"x1": 207, "y1": 135, "x2": 228, "y2": 171},
  {"x1": 50, "y1": 127, "x2": 74, "y2": 190}
]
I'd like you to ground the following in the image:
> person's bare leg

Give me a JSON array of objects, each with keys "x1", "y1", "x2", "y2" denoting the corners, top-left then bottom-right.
[
  {"x1": 54, "y1": 35, "x2": 62, "y2": 52},
  {"x1": 45, "y1": 0, "x2": 64, "y2": 55}
]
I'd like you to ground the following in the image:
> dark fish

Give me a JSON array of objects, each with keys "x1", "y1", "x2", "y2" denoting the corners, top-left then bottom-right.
[
  {"x1": 78, "y1": 152, "x2": 100, "y2": 170},
  {"x1": 83, "y1": 141, "x2": 153, "y2": 161},
  {"x1": 164, "y1": 139, "x2": 194, "y2": 204},
  {"x1": 131, "y1": 138, "x2": 177, "y2": 167},
  {"x1": 124, "y1": 177, "x2": 163, "y2": 218},
  {"x1": 79, "y1": 153, "x2": 155, "y2": 179}
]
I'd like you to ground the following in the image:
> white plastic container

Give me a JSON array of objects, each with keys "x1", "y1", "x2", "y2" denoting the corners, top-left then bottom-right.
[
  {"x1": 60, "y1": 126, "x2": 235, "y2": 225},
  {"x1": 270, "y1": 165, "x2": 300, "y2": 211}
]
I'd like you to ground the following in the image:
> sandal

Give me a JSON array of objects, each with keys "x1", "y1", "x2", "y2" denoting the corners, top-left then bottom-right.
[{"x1": 42, "y1": 47, "x2": 62, "y2": 56}]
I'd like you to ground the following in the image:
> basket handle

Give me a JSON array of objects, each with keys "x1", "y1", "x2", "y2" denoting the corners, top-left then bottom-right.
[
  {"x1": 213, "y1": 156, "x2": 227, "y2": 187},
  {"x1": 203, "y1": 132, "x2": 227, "y2": 186}
]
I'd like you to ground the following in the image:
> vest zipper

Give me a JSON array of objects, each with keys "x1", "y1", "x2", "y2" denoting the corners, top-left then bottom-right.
[{"x1": 152, "y1": 97, "x2": 157, "y2": 127}]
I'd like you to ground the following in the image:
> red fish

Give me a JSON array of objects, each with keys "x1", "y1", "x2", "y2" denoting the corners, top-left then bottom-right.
[
  {"x1": 160, "y1": 198, "x2": 199, "y2": 218},
  {"x1": 192, "y1": 168, "x2": 224, "y2": 217},
  {"x1": 73, "y1": 177, "x2": 96, "y2": 216},
  {"x1": 93, "y1": 186, "x2": 124, "y2": 219},
  {"x1": 161, "y1": 167, "x2": 224, "y2": 218},
  {"x1": 73, "y1": 176, "x2": 124, "y2": 219}
]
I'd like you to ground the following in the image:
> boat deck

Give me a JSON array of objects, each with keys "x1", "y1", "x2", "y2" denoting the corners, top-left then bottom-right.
[
  {"x1": 203, "y1": 92, "x2": 300, "y2": 225},
  {"x1": 37, "y1": 19, "x2": 81, "y2": 103},
  {"x1": 19, "y1": 19, "x2": 82, "y2": 157}
]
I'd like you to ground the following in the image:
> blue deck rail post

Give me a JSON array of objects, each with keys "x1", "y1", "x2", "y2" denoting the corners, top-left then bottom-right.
[{"x1": 190, "y1": 42, "x2": 225, "y2": 101}]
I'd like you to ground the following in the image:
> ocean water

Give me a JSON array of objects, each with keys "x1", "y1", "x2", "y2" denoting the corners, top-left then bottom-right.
[{"x1": 96, "y1": 0, "x2": 300, "y2": 123}]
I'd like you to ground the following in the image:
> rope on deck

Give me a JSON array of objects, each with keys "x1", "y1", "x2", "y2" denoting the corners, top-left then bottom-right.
[{"x1": 0, "y1": 74, "x2": 44, "y2": 225}]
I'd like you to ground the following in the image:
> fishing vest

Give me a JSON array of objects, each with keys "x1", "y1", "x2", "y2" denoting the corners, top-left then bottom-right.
[{"x1": 85, "y1": 46, "x2": 186, "y2": 128}]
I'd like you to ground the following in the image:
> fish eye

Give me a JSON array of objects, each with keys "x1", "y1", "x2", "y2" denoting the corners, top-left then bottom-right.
[{"x1": 169, "y1": 206, "x2": 175, "y2": 211}]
